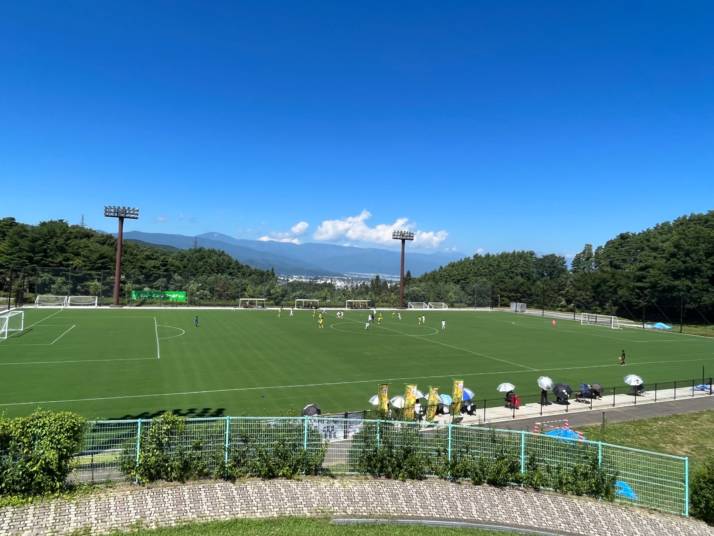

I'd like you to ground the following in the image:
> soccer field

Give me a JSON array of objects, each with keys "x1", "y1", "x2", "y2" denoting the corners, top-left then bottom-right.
[{"x1": 1, "y1": 308, "x2": 713, "y2": 419}]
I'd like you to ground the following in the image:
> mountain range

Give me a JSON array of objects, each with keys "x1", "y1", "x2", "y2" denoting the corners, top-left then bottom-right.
[{"x1": 122, "y1": 231, "x2": 463, "y2": 277}]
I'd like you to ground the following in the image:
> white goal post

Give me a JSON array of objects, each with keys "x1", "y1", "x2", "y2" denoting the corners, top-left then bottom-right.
[
  {"x1": 35, "y1": 295, "x2": 68, "y2": 307},
  {"x1": 428, "y1": 302, "x2": 448, "y2": 309},
  {"x1": 295, "y1": 298, "x2": 319, "y2": 309},
  {"x1": 0, "y1": 310, "x2": 24, "y2": 341},
  {"x1": 407, "y1": 302, "x2": 428, "y2": 309},
  {"x1": 346, "y1": 300, "x2": 370, "y2": 309},
  {"x1": 67, "y1": 296, "x2": 98, "y2": 307},
  {"x1": 239, "y1": 298, "x2": 266, "y2": 308},
  {"x1": 581, "y1": 312, "x2": 620, "y2": 329}
]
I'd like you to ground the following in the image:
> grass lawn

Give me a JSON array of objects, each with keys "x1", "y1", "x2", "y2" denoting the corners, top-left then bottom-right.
[
  {"x1": 580, "y1": 409, "x2": 714, "y2": 469},
  {"x1": 1, "y1": 308, "x2": 712, "y2": 419},
  {"x1": 106, "y1": 517, "x2": 523, "y2": 535}
]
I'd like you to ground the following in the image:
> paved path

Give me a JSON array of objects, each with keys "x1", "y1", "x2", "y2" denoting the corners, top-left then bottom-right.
[
  {"x1": 489, "y1": 394, "x2": 714, "y2": 431},
  {"x1": 1, "y1": 479, "x2": 711, "y2": 536}
]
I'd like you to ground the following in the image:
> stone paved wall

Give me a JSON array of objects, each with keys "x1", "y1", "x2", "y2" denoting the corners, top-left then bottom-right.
[{"x1": 0, "y1": 478, "x2": 712, "y2": 536}]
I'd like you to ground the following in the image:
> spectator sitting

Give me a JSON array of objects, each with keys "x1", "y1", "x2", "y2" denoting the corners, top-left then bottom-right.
[{"x1": 505, "y1": 391, "x2": 515, "y2": 409}]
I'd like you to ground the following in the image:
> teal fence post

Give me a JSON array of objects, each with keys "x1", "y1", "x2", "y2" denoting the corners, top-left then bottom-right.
[
  {"x1": 684, "y1": 456, "x2": 689, "y2": 517},
  {"x1": 303, "y1": 415, "x2": 309, "y2": 450},
  {"x1": 376, "y1": 420, "x2": 381, "y2": 448},
  {"x1": 447, "y1": 424, "x2": 453, "y2": 462},
  {"x1": 224, "y1": 416, "x2": 231, "y2": 465},
  {"x1": 520, "y1": 431, "x2": 526, "y2": 474},
  {"x1": 598, "y1": 441, "x2": 603, "y2": 467},
  {"x1": 134, "y1": 419, "x2": 142, "y2": 483}
]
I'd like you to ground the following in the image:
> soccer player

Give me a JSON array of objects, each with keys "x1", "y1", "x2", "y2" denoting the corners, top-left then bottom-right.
[
  {"x1": 377, "y1": 312, "x2": 383, "y2": 325},
  {"x1": 364, "y1": 320, "x2": 370, "y2": 330},
  {"x1": 441, "y1": 320, "x2": 446, "y2": 331},
  {"x1": 421, "y1": 315, "x2": 426, "y2": 324},
  {"x1": 618, "y1": 350, "x2": 626, "y2": 366},
  {"x1": 194, "y1": 315, "x2": 199, "y2": 327},
  {"x1": 289, "y1": 308, "x2": 294, "y2": 317},
  {"x1": 397, "y1": 312, "x2": 402, "y2": 321},
  {"x1": 319, "y1": 317, "x2": 325, "y2": 329}
]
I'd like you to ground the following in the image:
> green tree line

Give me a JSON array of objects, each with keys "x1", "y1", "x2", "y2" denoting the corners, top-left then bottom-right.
[{"x1": 2, "y1": 211, "x2": 713, "y2": 322}]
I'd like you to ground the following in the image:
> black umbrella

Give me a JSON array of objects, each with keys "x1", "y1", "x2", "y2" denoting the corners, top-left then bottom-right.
[
  {"x1": 302, "y1": 403, "x2": 321, "y2": 417},
  {"x1": 552, "y1": 384, "x2": 573, "y2": 397}
]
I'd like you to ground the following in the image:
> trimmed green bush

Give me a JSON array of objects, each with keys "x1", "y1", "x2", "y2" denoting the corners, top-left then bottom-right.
[
  {"x1": 691, "y1": 456, "x2": 714, "y2": 524},
  {"x1": 0, "y1": 410, "x2": 85, "y2": 496}
]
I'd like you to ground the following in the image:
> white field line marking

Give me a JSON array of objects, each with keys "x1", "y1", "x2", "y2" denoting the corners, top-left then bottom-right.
[
  {"x1": 0, "y1": 357, "x2": 156, "y2": 366},
  {"x1": 49, "y1": 324, "x2": 76, "y2": 345},
  {"x1": 2, "y1": 355, "x2": 714, "y2": 408},
  {"x1": 26, "y1": 309, "x2": 63, "y2": 329},
  {"x1": 345, "y1": 318, "x2": 536, "y2": 371},
  {"x1": 154, "y1": 317, "x2": 160, "y2": 360},
  {"x1": 157, "y1": 325, "x2": 186, "y2": 340}
]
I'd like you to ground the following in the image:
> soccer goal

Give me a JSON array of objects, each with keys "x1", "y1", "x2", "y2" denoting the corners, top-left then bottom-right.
[
  {"x1": 581, "y1": 312, "x2": 620, "y2": 329},
  {"x1": 346, "y1": 300, "x2": 370, "y2": 309},
  {"x1": 407, "y1": 302, "x2": 428, "y2": 309},
  {"x1": 510, "y1": 302, "x2": 527, "y2": 313},
  {"x1": 295, "y1": 299, "x2": 319, "y2": 309},
  {"x1": 0, "y1": 310, "x2": 24, "y2": 341},
  {"x1": 67, "y1": 296, "x2": 98, "y2": 307},
  {"x1": 239, "y1": 298, "x2": 266, "y2": 309},
  {"x1": 35, "y1": 295, "x2": 68, "y2": 307},
  {"x1": 428, "y1": 302, "x2": 448, "y2": 309}
]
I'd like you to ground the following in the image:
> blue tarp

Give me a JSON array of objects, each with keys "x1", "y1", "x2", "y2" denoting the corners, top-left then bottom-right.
[
  {"x1": 615, "y1": 480, "x2": 638, "y2": 500},
  {"x1": 544, "y1": 428, "x2": 582, "y2": 441},
  {"x1": 649, "y1": 322, "x2": 672, "y2": 330},
  {"x1": 694, "y1": 384, "x2": 712, "y2": 392}
]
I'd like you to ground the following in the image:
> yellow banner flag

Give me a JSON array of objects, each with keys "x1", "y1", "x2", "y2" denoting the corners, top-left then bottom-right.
[
  {"x1": 426, "y1": 386, "x2": 439, "y2": 422},
  {"x1": 452, "y1": 379, "x2": 464, "y2": 416},
  {"x1": 378, "y1": 383, "x2": 389, "y2": 417},
  {"x1": 404, "y1": 384, "x2": 417, "y2": 420}
]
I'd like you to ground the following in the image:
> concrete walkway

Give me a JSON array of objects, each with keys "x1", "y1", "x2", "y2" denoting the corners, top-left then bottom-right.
[
  {"x1": 435, "y1": 387, "x2": 713, "y2": 428},
  {"x1": 1, "y1": 479, "x2": 712, "y2": 536}
]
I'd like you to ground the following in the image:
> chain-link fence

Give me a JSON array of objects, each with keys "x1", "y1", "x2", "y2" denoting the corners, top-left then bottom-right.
[{"x1": 72, "y1": 416, "x2": 689, "y2": 517}]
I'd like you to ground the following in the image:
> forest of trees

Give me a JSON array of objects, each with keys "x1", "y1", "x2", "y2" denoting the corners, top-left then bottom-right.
[{"x1": 1, "y1": 211, "x2": 713, "y2": 323}]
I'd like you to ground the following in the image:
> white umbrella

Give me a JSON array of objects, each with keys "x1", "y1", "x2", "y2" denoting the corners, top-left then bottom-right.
[
  {"x1": 390, "y1": 395, "x2": 405, "y2": 409},
  {"x1": 414, "y1": 389, "x2": 425, "y2": 399},
  {"x1": 368, "y1": 395, "x2": 379, "y2": 406},
  {"x1": 537, "y1": 376, "x2": 554, "y2": 390},
  {"x1": 497, "y1": 382, "x2": 515, "y2": 393},
  {"x1": 624, "y1": 374, "x2": 643, "y2": 386}
]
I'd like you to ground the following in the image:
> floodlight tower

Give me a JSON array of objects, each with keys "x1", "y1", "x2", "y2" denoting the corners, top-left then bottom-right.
[
  {"x1": 104, "y1": 206, "x2": 140, "y2": 305},
  {"x1": 392, "y1": 230, "x2": 414, "y2": 308}
]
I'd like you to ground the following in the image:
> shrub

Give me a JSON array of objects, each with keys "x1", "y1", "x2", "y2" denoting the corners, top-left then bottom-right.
[
  {"x1": 0, "y1": 410, "x2": 85, "y2": 496},
  {"x1": 122, "y1": 413, "x2": 215, "y2": 483},
  {"x1": 484, "y1": 454, "x2": 521, "y2": 487},
  {"x1": 691, "y1": 456, "x2": 714, "y2": 524},
  {"x1": 354, "y1": 423, "x2": 432, "y2": 480}
]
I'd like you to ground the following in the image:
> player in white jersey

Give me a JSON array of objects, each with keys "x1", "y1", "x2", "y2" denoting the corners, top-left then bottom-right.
[{"x1": 441, "y1": 320, "x2": 446, "y2": 331}]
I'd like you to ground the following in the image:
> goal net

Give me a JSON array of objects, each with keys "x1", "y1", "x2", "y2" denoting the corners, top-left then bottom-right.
[
  {"x1": 239, "y1": 298, "x2": 266, "y2": 309},
  {"x1": 67, "y1": 296, "x2": 98, "y2": 307},
  {"x1": 35, "y1": 295, "x2": 68, "y2": 307},
  {"x1": 407, "y1": 302, "x2": 428, "y2": 309},
  {"x1": 0, "y1": 310, "x2": 24, "y2": 341},
  {"x1": 346, "y1": 300, "x2": 370, "y2": 309},
  {"x1": 428, "y1": 302, "x2": 448, "y2": 309},
  {"x1": 510, "y1": 302, "x2": 527, "y2": 313},
  {"x1": 581, "y1": 312, "x2": 620, "y2": 329},
  {"x1": 295, "y1": 299, "x2": 319, "y2": 309}
]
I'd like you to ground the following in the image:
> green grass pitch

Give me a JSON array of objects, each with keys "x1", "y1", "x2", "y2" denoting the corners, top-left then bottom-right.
[{"x1": 0, "y1": 308, "x2": 712, "y2": 419}]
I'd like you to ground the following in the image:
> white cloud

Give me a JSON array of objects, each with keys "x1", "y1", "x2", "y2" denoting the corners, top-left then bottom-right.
[
  {"x1": 259, "y1": 235, "x2": 300, "y2": 244},
  {"x1": 155, "y1": 215, "x2": 169, "y2": 224},
  {"x1": 258, "y1": 221, "x2": 310, "y2": 244},
  {"x1": 314, "y1": 210, "x2": 448, "y2": 249},
  {"x1": 290, "y1": 221, "x2": 309, "y2": 235}
]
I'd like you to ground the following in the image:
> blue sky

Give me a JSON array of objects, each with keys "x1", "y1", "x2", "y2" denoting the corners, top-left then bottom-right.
[{"x1": 2, "y1": 2, "x2": 713, "y2": 257}]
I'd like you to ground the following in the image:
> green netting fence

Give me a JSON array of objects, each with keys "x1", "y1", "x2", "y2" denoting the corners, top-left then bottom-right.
[{"x1": 71, "y1": 416, "x2": 689, "y2": 516}]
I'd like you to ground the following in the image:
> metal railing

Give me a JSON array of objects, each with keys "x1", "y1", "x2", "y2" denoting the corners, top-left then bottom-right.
[{"x1": 71, "y1": 415, "x2": 689, "y2": 517}]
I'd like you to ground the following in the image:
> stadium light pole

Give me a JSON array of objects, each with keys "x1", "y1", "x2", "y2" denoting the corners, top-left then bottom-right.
[
  {"x1": 392, "y1": 230, "x2": 414, "y2": 308},
  {"x1": 104, "y1": 206, "x2": 139, "y2": 306}
]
